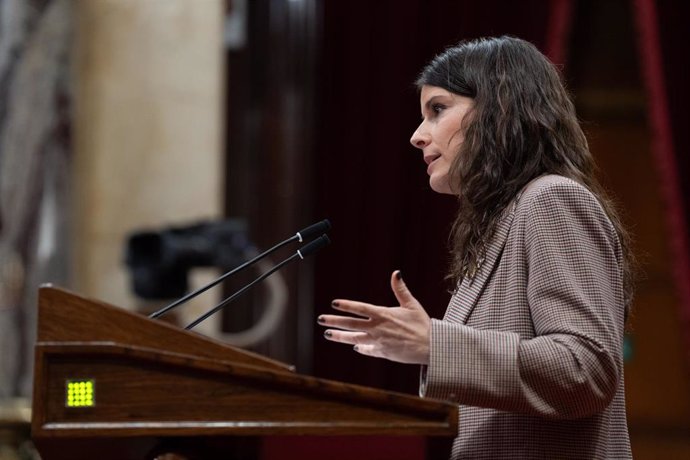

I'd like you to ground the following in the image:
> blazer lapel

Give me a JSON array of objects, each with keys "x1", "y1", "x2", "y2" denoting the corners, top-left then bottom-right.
[{"x1": 443, "y1": 202, "x2": 518, "y2": 325}]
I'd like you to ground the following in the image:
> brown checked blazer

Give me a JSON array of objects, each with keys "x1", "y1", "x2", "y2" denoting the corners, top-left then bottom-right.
[{"x1": 420, "y1": 175, "x2": 632, "y2": 459}]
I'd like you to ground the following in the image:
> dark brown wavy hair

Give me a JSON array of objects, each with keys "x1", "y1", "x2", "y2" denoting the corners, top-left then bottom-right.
[{"x1": 416, "y1": 36, "x2": 635, "y2": 312}]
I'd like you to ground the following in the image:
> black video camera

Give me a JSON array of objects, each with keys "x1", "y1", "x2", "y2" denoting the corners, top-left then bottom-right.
[{"x1": 125, "y1": 219, "x2": 252, "y2": 299}]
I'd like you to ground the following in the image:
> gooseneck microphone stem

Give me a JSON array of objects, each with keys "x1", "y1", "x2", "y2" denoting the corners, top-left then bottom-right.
[
  {"x1": 148, "y1": 236, "x2": 293, "y2": 319},
  {"x1": 149, "y1": 219, "x2": 331, "y2": 319},
  {"x1": 185, "y1": 253, "x2": 298, "y2": 330},
  {"x1": 185, "y1": 234, "x2": 330, "y2": 330}
]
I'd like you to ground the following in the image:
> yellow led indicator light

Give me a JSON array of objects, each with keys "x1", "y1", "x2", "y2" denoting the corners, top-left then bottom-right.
[{"x1": 66, "y1": 379, "x2": 95, "y2": 408}]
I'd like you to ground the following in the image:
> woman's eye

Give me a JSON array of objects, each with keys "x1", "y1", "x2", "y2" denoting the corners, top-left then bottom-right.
[{"x1": 432, "y1": 104, "x2": 445, "y2": 114}]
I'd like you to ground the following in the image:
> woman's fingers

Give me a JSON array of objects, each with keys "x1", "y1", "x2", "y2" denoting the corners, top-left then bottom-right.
[
  {"x1": 323, "y1": 331, "x2": 384, "y2": 359},
  {"x1": 323, "y1": 330, "x2": 369, "y2": 345},
  {"x1": 352, "y1": 343, "x2": 383, "y2": 358},
  {"x1": 318, "y1": 313, "x2": 371, "y2": 332},
  {"x1": 330, "y1": 299, "x2": 385, "y2": 318},
  {"x1": 391, "y1": 271, "x2": 413, "y2": 306},
  {"x1": 316, "y1": 273, "x2": 431, "y2": 364},
  {"x1": 316, "y1": 299, "x2": 388, "y2": 332}
]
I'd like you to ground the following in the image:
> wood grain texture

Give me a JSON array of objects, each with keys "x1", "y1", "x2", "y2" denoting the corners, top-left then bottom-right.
[
  {"x1": 36, "y1": 286, "x2": 291, "y2": 372},
  {"x1": 32, "y1": 287, "x2": 457, "y2": 459}
]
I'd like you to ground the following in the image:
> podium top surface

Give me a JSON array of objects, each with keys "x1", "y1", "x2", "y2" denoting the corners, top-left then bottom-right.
[{"x1": 36, "y1": 285, "x2": 292, "y2": 372}]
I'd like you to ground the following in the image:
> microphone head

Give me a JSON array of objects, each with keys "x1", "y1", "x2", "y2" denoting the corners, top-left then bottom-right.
[
  {"x1": 297, "y1": 219, "x2": 331, "y2": 241},
  {"x1": 297, "y1": 234, "x2": 331, "y2": 259}
]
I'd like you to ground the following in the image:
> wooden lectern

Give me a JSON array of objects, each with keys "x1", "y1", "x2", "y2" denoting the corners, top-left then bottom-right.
[{"x1": 31, "y1": 286, "x2": 458, "y2": 459}]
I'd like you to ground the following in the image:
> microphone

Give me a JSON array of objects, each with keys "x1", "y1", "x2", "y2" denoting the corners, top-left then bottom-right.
[
  {"x1": 185, "y1": 234, "x2": 331, "y2": 330},
  {"x1": 149, "y1": 219, "x2": 331, "y2": 319}
]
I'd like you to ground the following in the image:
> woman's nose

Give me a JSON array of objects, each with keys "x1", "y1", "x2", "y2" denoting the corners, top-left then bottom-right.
[{"x1": 410, "y1": 125, "x2": 430, "y2": 149}]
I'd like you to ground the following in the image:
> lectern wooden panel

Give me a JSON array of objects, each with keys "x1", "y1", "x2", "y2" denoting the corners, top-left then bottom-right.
[{"x1": 32, "y1": 286, "x2": 458, "y2": 459}]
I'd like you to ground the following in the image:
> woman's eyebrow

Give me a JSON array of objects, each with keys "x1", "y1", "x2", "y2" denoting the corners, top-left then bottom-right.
[{"x1": 421, "y1": 95, "x2": 443, "y2": 118}]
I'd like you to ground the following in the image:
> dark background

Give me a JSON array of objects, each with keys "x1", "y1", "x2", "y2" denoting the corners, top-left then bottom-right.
[{"x1": 224, "y1": 0, "x2": 690, "y2": 458}]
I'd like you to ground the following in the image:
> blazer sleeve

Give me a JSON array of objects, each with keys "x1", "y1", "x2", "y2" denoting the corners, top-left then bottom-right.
[{"x1": 420, "y1": 181, "x2": 626, "y2": 419}]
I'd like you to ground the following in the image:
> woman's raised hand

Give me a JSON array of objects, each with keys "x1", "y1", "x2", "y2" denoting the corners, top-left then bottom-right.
[{"x1": 318, "y1": 271, "x2": 431, "y2": 365}]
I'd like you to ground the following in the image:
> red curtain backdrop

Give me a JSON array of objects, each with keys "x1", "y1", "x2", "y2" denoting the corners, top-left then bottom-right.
[
  {"x1": 634, "y1": 0, "x2": 690, "y2": 361},
  {"x1": 264, "y1": 1, "x2": 574, "y2": 459},
  {"x1": 312, "y1": 0, "x2": 568, "y2": 395},
  {"x1": 266, "y1": 1, "x2": 690, "y2": 457}
]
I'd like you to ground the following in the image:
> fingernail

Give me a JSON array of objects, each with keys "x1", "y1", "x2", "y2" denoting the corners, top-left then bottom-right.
[
  {"x1": 353, "y1": 345, "x2": 359, "y2": 352},
  {"x1": 396, "y1": 271, "x2": 403, "y2": 281},
  {"x1": 317, "y1": 315, "x2": 325, "y2": 324},
  {"x1": 331, "y1": 300, "x2": 340, "y2": 308},
  {"x1": 324, "y1": 330, "x2": 332, "y2": 338}
]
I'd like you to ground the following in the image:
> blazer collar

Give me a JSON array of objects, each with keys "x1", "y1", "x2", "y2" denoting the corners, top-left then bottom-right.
[{"x1": 443, "y1": 197, "x2": 519, "y2": 325}]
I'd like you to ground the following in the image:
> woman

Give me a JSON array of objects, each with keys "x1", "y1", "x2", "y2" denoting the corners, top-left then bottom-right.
[{"x1": 317, "y1": 36, "x2": 634, "y2": 459}]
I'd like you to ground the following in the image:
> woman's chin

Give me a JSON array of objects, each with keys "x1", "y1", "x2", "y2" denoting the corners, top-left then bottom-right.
[{"x1": 429, "y1": 178, "x2": 453, "y2": 195}]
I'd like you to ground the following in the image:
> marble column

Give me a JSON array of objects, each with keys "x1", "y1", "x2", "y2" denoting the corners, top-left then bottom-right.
[{"x1": 72, "y1": 0, "x2": 224, "y2": 316}]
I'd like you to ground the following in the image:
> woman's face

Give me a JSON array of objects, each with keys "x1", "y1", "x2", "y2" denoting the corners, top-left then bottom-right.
[{"x1": 410, "y1": 85, "x2": 473, "y2": 195}]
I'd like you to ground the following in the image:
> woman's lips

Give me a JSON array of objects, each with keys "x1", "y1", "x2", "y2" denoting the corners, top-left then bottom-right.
[{"x1": 425, "y1": 154, "x2": 442, "y2": 174}]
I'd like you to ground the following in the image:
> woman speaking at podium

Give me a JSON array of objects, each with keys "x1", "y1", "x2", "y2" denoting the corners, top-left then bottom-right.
[{"x1": 318, "y1": 36, "x2": 634, "y2": 459}]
